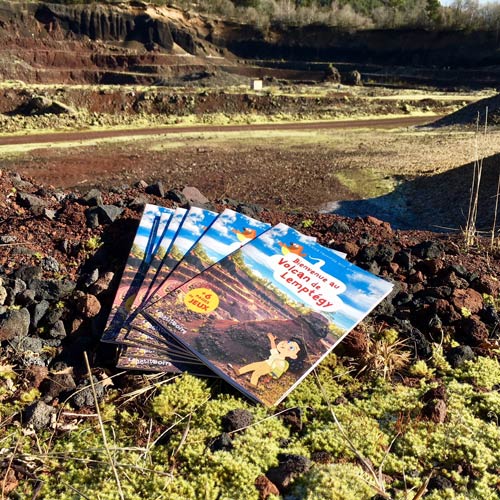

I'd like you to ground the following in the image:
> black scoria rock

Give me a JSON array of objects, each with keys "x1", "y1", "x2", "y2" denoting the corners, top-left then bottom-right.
[
  {"x1": 31, "y1": 299, "x2": 50, "y2": 327},
  {"x1": 446, "y1": 345, "x2": 476, "y2": 368},
  {"x1": 209, "y1": 433, "x2": 234, "y2": 452},
  {"x1": 48, "y1": 320, "x2": 67, "y2": 339},
  {"x1": 16, "y1": 192, "x2": 48, "y2": 215},
  {"x1": 328, "y1": 220, "x2": 350, "y2": 233},
  {"x1": 393, "y1": 250, "x2": 412, "y2": 271},
  {"x1": 165, "y1": 189, "x2": 187, "y2": 204},
  {"x1": 28, "y1": 278, "x2": 75, "y2": 301},
  {"x1": 23, "y1": 400, "x2": 56, "y2": 430},
  {"x1": 16, "y1": 289, "x2": 36, "y2": 307},
  {"x1": 0, "y1": 307, "x2": 30, "y2": 341},
  {"x1": 96, "y1": 205, "x2": 123, "y2": 224},
  {"x1": 145, "y1": 181, "x2": 165, "y2": 197},
  {"x1": 128, "y1": 195, "x2": 148, "y2": 210},
  {"x1": 85, "y1": 208, "x2": 100, "y2": 228},
  {"x1": 4, "y1": 278, "x2": 27, "y2": 305},
  {"x1": 266, "y1": 454, "x2": 311, "y2": 490},
  {"x1": 411, "y1": 240, "x2": 444, "y2": 259},
  {"x1": 41, "y1": 256, "x2": 60, "y2": 273},
  {"x1": 15, "y1": 265, "x2": 43, "y2": 283},
  {"x1": 280, "y1": 407, "x2": 303, "y2": 433},
  {"x1": 237, "y1": 202, "x2": 263, "y2": 218},
  {"x1": 428, "y1": 475, "x2": 453, "y2": 491},
  {"x1": 221, "y1": 408, "x2": 254, "y2": 432},
  {"x1": 81, "y1": 188, "x2": 103, "y2": 207},
  {"x1": 72, "y1": 377, "x2": 105, "y2": 409}
]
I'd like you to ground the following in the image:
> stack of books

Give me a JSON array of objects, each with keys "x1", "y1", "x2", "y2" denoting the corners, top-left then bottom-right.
[{"x1": 102, "y1": 204, "x2": 393, "y2": 406}]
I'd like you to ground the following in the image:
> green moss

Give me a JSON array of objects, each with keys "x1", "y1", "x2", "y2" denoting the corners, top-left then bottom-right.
[
  {"x1": 455, "y1": 357, "x2": 500, "y2": 390},
  {"x1": 289, "y1": 462, "x2": 376, "y2": 499},
  {"x1": 409, "y1": 360, "x2": 436, "y2": 379},
  {"x1": 151, "y1": 373, "x2": 211, "y2": 422},
  {"x1": 2, "y1": 350, "x2": 500, "y2": 498}
]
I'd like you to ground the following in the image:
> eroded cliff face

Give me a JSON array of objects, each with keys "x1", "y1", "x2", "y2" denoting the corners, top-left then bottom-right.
[
  {"x1": 34, "y1": 3, "x2": 175, "y2": 50},
  {"x1": 0, "y1": 1, "x2": 499, "y2": 86},
  {"x1": 0, "y1": 1, "x2": 205, "y2": 54},
  {"x1": 213, "y1": 22, "x2": 500, "y2": 69}
]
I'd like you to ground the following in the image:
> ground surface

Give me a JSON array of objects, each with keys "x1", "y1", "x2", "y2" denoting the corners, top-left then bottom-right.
[{"x1": 2, "y1": 108, "x2": 500, "y2": 232}]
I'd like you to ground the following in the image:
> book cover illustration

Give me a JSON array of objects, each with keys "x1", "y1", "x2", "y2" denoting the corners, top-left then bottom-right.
[
  {"x1": 144, "y1": 208, "x2": 271, "y2": 306},
  {"x1": 145, "y1": 208, "x2": 271, "y2": 306},
  {"x1": 144, "y1": 206, "x2": 219, "y2": 304},
  {"x1": 140, "y1": 223, "x2": 393, "y2": 406},
  {"x1": 101, "y1": 204, "x2": 174, "y2": 342},
  {"x1": 124, "y1": 209, "x2": 271, "y2": 357},
  {"x1": 124, "y1": 207, "x2": 187, "y2": 318}
]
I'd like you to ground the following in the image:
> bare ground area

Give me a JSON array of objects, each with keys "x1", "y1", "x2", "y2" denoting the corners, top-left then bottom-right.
[{"x1": 2, "y1": 119, "x2": 500, "y2": 232}]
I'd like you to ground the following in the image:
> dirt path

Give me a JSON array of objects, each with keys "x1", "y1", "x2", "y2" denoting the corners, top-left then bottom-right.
[{"x1": 0, "y1": 115, "x2": 440, "y2": 146}]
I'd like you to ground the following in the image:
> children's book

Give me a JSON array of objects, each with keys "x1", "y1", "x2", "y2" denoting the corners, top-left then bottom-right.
[
  {"x1": 142, "y1": 206, "x2": 219, "y2": 303},
  {"x1": 123, "y1": 238, "x2": 349, "y2": 370},
  {"x1": 137, "y1": 223, "x2": 393, "y2": 406},
  {"x1": 123, "y1": 207, "x2": 187, "y2": 321},
  {"x1": 116, "y1": 346, "x2": 212, "y2": 376},
  {"x1": 101, "y1": 204, "x2": 174, "y2": 343}
]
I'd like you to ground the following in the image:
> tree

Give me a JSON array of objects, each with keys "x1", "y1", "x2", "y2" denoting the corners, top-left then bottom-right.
[{"x1": 425, "y1": 0, "x2": 441, "y2": 25}]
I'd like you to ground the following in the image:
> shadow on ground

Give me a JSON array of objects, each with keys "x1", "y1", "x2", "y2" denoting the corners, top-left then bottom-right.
[{"x1": 324, "y1": 152, "x2": 500, "y2": 232}]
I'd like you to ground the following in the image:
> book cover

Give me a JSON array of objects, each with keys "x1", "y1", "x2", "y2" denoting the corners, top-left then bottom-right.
[
  {"x1": 116, "y1": 346, "x2": 212, "y2": 376},
  {"x1": 139, "y1": 223, "x2": 393, "y2": 406},
  {"x1": 101, "y1": 204, "x2": 174, "y2": 343},
  {"x1": 125, "y1": 207, "x2": 187, "y2": 317},
  {"x1": 144, "y1": 206, "x2": 219, "y2": 303},
  {"x1": 144, "y1": 208, "x2": 271, "y2": 306},
  {"x1": 122, "y1": 244, "x2": 350, "y2": 374}
]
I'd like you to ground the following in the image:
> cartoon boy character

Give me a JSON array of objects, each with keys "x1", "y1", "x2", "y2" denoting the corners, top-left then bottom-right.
[{"x1": 237, "y1": 333, "x2": 303, "y2": 386}]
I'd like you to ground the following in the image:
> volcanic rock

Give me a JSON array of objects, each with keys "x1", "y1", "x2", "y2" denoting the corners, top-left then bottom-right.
[
  {"x1": 165, "y1": 188, "x2": 187, "y2": 205},
  {"x1": 75, "y1": 292, "x2": 101, "y2": 318},
  {"x1": 266, "y1": 453, "x2": 311, "y2": 490},
  {"x1": 31, "y1": 299, "x2": 50, "y2": 327},
  {"x1": 0, "y1": 307, "x2": 30, "y2": 341},
  {"x1": 29, "y1": 278, "x2": 75, "y2": 301},
  {"x1": 209, "y1": 432, "x2": 234, "y2": 452},
  {"x1": 16, "y1": 192, "x2": 48, "y2": 215},
  {"x1": 455, "y1": 316, "x2": 489, "y2": 346},
  {"x1": 255, "y1": 475, "x2": 280, "y2": 500},
  {"x1": 81, "y1": 188, "x2": 103, "y2": 207},
  {"x1": 221, "y1": 408, "x2": 254, "y2": 432},
  {"x1": 145, "y1": 181, "x2": 165, "y2": 198},
  {"x1": 446, "y1": 345, "x2": 476, "y2": 368},
  {"x1": 96, "y1": 204, "x2": 123, "y2": 224},
  {"x1": 23, "y1": 400, "x2": 56, "y2": 430},
  {"x1": 182, "y1": 186, "x2": 210, "y2": 207},
  {"x1": 41, "y1": 256, "x2": 60, "y2": 273},
  {"x1": 451, "y1": 288, "x2": 483, "y2": 314}
]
